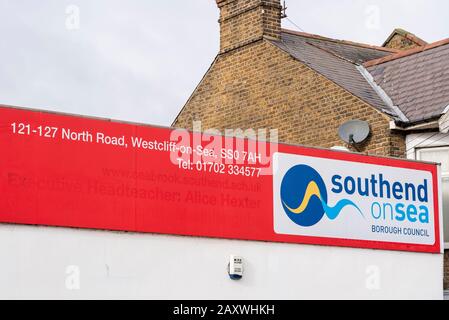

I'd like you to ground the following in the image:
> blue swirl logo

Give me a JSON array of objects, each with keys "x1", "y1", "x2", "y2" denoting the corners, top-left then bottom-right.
[{"x1": 280, "y1": 165, "x2": 364, "y2": 227}]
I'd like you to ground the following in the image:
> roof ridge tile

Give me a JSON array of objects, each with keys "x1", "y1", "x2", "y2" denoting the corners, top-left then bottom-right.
[
  {"x1": 364, "y1": 38, "x2": 449, "y2": 67},
  {"x1": 281, "y1": 28, "x2": 400, "y2": 53}
]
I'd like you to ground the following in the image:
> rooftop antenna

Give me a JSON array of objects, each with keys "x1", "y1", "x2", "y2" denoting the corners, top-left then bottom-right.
[
  {"x1": 281, "y1": 1, "x2": 288, "y2": 19},
  {"x1": 338, "y1": 120, "x2": 371, "y2": 152}
]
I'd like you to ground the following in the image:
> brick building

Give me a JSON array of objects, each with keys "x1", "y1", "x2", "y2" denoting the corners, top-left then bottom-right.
[
  {"x1": 173, "y1": 0, "x2": 449, "y2": 291},
  {"x1": 383, "y1": 28, "x2": 428, "y2": 50}
]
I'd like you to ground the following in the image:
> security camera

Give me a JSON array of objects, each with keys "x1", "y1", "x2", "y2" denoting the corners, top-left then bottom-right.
[{"x1": 228, "y1": 255, "x2": 243, "y2": 280}]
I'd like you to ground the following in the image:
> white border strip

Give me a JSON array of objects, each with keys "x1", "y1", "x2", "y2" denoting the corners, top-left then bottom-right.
[
  {"x1": 357, "y1": 65, "x2": 409, "y2": 123},
  {"x1": 442, "y1": 104, "x2": 449, "y2": 115}
]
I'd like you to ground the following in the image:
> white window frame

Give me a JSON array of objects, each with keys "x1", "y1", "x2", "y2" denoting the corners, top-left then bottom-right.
[{"x1": 416, "y1": 146, "x2": 449, "y2": 247}]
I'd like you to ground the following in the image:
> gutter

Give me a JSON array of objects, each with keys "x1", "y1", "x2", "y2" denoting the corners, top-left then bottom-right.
[
  {"x1": 389, "y1": 119, "x2": 439, "y2": 131},
  {"x1": 390, "y1": 105, "x2": 449, "y2": 133}
]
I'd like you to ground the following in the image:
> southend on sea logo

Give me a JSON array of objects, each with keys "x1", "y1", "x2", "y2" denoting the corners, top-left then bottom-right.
[{"x1": 280, "y1": 165, "x2": 364, "y2": 227}]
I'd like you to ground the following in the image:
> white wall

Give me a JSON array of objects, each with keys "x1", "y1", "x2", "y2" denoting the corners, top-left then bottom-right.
[
  {"x1": 406, "y1": 132, "x2": 449, "y2": 246},
  {"x1": 406, "y1": 132, "x2": 449, "y2": 159},
  {"x1": 0, "y1": 224, "x2": 443, "y2": 300}
]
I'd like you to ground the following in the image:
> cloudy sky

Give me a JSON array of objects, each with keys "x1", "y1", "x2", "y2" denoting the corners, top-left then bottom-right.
[{"x1": 0, "y1": 0, "x2": 448, "y2": 126}]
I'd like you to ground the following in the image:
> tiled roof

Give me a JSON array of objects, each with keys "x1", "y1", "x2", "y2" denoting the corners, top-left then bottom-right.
[
  {"x1": 272, "y1": 30, "x2": 401, "y2": 119},
  {"x1": 366, "y1": 40, "x2": 449, "y2": 123},
  {"x1": 365, "y1": 38, "x2": 449, "y2": 67},
  {"x1": 272, "y1": 30, "x2": 449, "y2": 125}
]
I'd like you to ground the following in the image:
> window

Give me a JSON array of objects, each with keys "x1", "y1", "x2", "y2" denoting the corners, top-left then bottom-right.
[{"x1": 417, "y1": 147, "x2": 449, "y2": 245}]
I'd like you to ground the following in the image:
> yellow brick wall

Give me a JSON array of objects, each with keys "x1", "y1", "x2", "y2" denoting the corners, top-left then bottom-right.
[
  {"x1": 384, "y1": 34, "x2": 421, "y2": 51},
  {"x1": 174, "y1": 40, "x2": 405, "y2": 158}
]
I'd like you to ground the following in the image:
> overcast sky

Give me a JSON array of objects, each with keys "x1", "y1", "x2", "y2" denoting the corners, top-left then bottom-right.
[{"x1": 0, "y1": 0, "x2": 448, "y2": 126}]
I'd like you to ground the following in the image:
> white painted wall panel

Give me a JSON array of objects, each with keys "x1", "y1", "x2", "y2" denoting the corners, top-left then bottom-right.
[
  {"x1": 0, "y1": 224, "x2": 443, "y2": 300},
  {"x1": 406, "y1": 133, "x2": 449, "y2": 159}
]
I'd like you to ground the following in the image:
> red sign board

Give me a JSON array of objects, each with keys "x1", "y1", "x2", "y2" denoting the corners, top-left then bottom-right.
[{"x1": 0, "y1": 106, "x2": 442, "y2": 253}]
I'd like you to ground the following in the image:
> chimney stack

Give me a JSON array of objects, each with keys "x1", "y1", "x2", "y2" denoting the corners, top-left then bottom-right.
[{"x1": 216, "y1": 0, "x2": 282, "y2": 53}]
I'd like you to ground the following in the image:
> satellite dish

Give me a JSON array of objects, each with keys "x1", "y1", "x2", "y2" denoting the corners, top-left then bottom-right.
[{"x1": 338, "y1": 120, "x2": 370, "y2": 145}]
